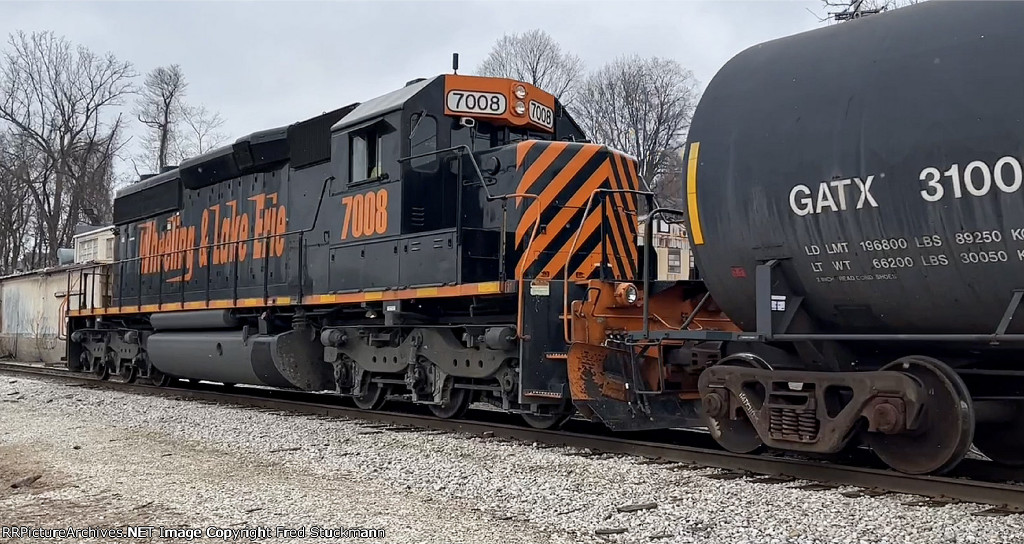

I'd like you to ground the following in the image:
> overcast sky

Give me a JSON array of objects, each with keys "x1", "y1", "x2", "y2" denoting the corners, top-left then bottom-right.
[{"x1": 1, "y1": 0, "x2": 828, "y2": 175}]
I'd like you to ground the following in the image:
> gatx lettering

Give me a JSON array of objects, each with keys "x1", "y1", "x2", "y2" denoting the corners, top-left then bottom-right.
[
  {"x1": 138, "y1": 192, "x2": 288, "y2": 282},
  {"x1": 789, "y1": 176, "x2": 878, "y2": 217}
]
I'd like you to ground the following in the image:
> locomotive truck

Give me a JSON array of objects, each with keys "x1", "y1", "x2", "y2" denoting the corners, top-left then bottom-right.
[{"x1": 67, "y1": 0, "x2": 1024, "y2": 475}]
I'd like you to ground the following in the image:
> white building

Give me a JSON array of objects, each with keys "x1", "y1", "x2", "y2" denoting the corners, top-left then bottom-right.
[
  {"x1": 637, "y1": 218, "x2": 693, "y2": 281},
  {"x1": 0, "y1": 225, "x2": 115, "y2": 364},
  {"x1": 73, "y1": 225, "x2": 116, "y2": 263}
]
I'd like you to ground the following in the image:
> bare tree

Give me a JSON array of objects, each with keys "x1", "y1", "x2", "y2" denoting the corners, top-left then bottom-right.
[
  {"x1": 0, "y1": 30, "x2": 135, "y2": 265},
  {"x1": 174, "y1": 103, "x2": 226, "y2": 161},
  {"x1": 132, "y1": 64, "x2": 227, "y2": 172},
  {"x1": 573, "y1": 55, "x2": 700, "y2": 206},
  {"x1": 820, "y1": 0, "x2": 921, "y2": 21},
  {"x1": 135, "y1": 64, "x2": 187, "y2": 171},
  {"x1": 0, "y1": 132, "x2": 33, "y2": 272},
  {"x1": 476, "y1": 29, "x2": 585, "y2": 107}
]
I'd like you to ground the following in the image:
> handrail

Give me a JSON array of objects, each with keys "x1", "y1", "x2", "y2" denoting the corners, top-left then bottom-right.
[
  {"x1": 561, "y1": 187, "x2": 655, "y2": 344},
  {"x1": 640, "y1": 207, "x2": 687, "y2": 339},
  {"x1": 399, "y1": 144, "x2": 522, "y2": 203},
  {"x1": 78, "y1": 175, "x2": 336, "y2": 313},
  {"x1": 401, "y1": 143, "x2": 550, "y2": 340},
  {"x1": 76, "y1": 142, "x2": 546, "y2": 347}
]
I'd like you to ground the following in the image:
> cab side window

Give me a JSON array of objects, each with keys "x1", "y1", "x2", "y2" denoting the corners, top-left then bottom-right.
[
  {"x1": 409, "y1": 113, "x2": 437, "y2": 173},
  {"x1": 350, "y1": 129, "x2": 379, "y2": 182},
  {"x1": 350, "y1": 122, "x2": 394, "y2": 182}
]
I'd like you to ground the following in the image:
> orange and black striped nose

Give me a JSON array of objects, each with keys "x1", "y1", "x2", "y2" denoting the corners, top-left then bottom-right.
[{"x1": 512, "y1": 140, "x2": 641, "y2": 282}]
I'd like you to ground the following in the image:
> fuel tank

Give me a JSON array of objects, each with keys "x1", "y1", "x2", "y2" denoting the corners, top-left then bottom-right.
[
  {"x1": 685, "y1": 1, "x2": 1024, "y2": 335},
  {"x1": 147, "y1": 331, "x2": 294, "y2": 387},
  {"x1": 147, "y1": 329, "x2": 333, "y2": 390}
]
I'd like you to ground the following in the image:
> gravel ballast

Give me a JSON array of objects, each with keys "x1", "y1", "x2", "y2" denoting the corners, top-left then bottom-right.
[{"x1": 2, "y1": 374, "x2": 1023, "y2": 544}]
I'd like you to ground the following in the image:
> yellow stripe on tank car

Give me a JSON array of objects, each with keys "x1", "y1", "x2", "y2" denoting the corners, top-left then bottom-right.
[{"x1": 686, "y1": 142, "x2": 705, "y2": 246}]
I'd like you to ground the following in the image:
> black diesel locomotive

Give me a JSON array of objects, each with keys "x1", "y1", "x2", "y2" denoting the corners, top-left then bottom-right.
[
  {"x1": 67, "y1": 72, "x2": 655, "y2": 428},
  {"x1": 67, "y1": 1, "x2": 1024, "y2": 476}
]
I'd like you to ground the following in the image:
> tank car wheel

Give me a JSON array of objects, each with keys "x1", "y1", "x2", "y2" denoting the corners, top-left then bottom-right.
[
  {"x1": 973, "y1": 400, "x2": 1024, "y2": 466},
  {"x1": 701, "y1": 353, "x2": 768, "y2": 454},
  {"x1": 428, "y1": 387, "x2": 473, "y2": 419},
  {"x1": 863, "y1": 355, "x2": 974, "y2": 475}
]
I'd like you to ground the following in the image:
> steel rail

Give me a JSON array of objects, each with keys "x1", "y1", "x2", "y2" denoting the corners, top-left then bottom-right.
[{"x1": 3, "y1": 361, "x2": 1023, "y2": 511}]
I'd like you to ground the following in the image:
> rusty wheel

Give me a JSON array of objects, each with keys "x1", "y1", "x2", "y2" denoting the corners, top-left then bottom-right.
[
  {"x1": 429, "y1": 387, "x2": 472, "y2": 419},
  {"x1": 863, "y1": 355, "x2": 974, "y2": 475},
  {"x1": 973, "y1": 400, "x2": 1024, "y2": 466},
  {"x1": 701, "y1": 354, "x2": 768, "y2": 454}
]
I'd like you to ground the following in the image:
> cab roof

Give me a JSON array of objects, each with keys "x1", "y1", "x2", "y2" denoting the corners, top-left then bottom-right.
[{"x1": 331, "y1": 76, "x2": 438, "y2": 133}]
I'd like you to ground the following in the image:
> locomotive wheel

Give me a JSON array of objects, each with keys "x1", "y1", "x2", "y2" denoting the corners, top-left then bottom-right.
[
  {"x1": 863, "y1": 356, "x2": 974, "y2": 475},
  {"x1": 352, "y1": 376, "x2": 386, "y2": 410},
  {"x1": 93, "y1": 362, "x2": 110, "y2": 380},
  {"x1": 149, "y1": 368, "x2": 171, "y2": 387},
  {"x1": 521, "y1": 410, "x2": 574, "y2": 430},
  {"x1": 428, "y1": 388, "x2": 472, "y2": 419},
  {"x1": 116, "y1": 364, "x2": 137, "y2": 384},
  {"x1": 701, "y1": 354, "x2": 768, "y2": 454},
  {"x1": 521, "y1": 400, "x2": 575, "y2": 429},
  {"x1": 973, "y1": 400, "x2": 1024, "y2": 466}
]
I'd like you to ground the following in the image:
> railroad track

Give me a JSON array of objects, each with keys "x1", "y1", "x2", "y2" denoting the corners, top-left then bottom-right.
[{"x1": 3, "y1": 360, "x2": 1023, "y2": 514}]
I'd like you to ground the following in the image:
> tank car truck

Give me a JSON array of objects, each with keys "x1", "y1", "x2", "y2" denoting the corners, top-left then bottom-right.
[
  {"x1": 564, "y1": 1, "x2": 1024, "y2": 475},
  {"x1": 66, "y1": 68, "x2": 720, "y2": 429}
]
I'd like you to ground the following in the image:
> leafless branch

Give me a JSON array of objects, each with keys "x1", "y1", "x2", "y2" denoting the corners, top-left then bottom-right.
[
  {"x1": 475, "y1": 29, "x2": 585, "y2": 108},
  {"x1": 817, "y1": 0, "x2": 922, "y2": 22},
  {"x1": 175, "y1": 103, "x2": 227, "y2": 160},
  {"x1": 574, "y1": 55, "x2": 699, "y2": 209},
  {"x1": 0, "y1": 30, "x2": 135, "y2": 267},
  {"x1": 134, "y1": 64, "x2": 186, "y2": 171}
]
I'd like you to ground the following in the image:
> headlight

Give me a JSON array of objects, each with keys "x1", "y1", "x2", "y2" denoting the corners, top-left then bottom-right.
[
  {"x1": 614, "y1": 283, "x2": 639, "y2": 306},
  {"x1": 624, "y1": 284, "x2": 638, "y2": 304},
  {"x1": 514, "y1": 100, "x2": 526, "y2": 115},
  {"x1": 514, "y1": 84, "x2": 527, "y2": 99}
]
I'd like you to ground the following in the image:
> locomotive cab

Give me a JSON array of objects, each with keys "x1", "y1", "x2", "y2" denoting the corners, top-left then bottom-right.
[{"x1": 324, "y1": 74, "x2": 587, "y2": 291}]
